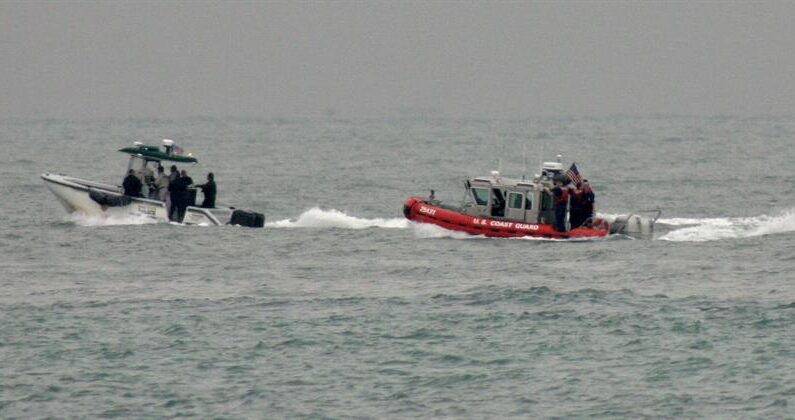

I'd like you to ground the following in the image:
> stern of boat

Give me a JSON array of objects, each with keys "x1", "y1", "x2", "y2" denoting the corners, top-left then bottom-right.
[{"x1": 607, "y1": 210, "x2": 660, "y2": 238}]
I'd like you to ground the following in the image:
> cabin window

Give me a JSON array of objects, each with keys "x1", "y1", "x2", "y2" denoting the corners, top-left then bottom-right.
[
  {"x1": 508, "y1": 192, "x2": 524, "y2": 209},
  {"x1": 471, "y1": 188, "x2": 489, "y2": 206},
  {"x1": 525, "y1": 195, "x2": 533, "y2": 210}
]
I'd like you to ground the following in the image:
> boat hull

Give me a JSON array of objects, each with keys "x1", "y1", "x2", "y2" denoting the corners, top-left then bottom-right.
[
  {"x1": 42, "y1": 173, "x2": 235, "y2": 226},
  {"x1": 403, "y1": 197, "x2": 609, "y2": 239}
]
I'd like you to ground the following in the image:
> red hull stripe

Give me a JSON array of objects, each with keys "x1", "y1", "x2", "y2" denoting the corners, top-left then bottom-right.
[{"x1": 403, "y1": 197, "x2": 608, "y2": 239}]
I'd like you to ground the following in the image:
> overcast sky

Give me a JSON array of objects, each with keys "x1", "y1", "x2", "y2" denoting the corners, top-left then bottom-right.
[{"x1": 1, "y1": 1, "x2": 794, "y2": 119}]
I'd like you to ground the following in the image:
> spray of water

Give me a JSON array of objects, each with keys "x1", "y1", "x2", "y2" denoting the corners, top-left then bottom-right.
[
  {"x1": 266, "y1": 207, "x2": 408, "y2": 229},
  {"x1": 658, "y1": 209, "x2": 795, "y2": 242},
  {"x1": 65, "y1": 212, "x2": 158, "y2": 227},
  {"x1": 410, "y1": 222, "x2": 485, "y2": 239}
]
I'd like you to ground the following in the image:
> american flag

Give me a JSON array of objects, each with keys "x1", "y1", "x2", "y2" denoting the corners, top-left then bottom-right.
[{"x1": 565, "y1": 163, "x2": 583, "y2": 185}]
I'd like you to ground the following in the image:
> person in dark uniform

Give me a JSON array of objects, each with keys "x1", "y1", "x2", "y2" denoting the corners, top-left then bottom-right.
[
  {"x1": 569, "y1": 182, "x2": 585, "y2": 229},
  {"x1": 122, "y1": 169, "x2": 143, "y2": 197},
  {"x1": 180, "y1": 170, "x2": 193, "y2": 186},
  {"x1": 196, "y1": 172, "x2": 216, "y2": 208},
  {"x1": 545, "y1": 177, "x2": 569, "y2": 232},
  {"x1": 180, "y1": 170, "x2": 194, "y2": 207},
  {"x1": 168, "y1": 171, "x2": 183, "y2": 221},
  {"x1": 168, "y1": 165, "x2": 179, "y2": 183},
  {"x1": 580, "y1": 180, "x2": 595, "y2": 226}
]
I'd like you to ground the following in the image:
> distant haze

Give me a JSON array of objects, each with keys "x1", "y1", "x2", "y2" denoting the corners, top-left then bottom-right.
[{"x1": 2, "y1": 1, "x2": 794, "y2": 119}]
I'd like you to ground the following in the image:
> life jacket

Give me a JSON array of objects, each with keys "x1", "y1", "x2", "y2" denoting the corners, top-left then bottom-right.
[
  {"x1": 553, "y1": 186, "x2": 569, "y2": 206},
  {"x1": 569, "y1": 189, "x2": 584, "y2": 208}
]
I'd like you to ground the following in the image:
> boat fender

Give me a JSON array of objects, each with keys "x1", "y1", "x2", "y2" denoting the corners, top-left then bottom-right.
[{"x1": 229, "y1": 209, "x2": 265, "y2": 228}]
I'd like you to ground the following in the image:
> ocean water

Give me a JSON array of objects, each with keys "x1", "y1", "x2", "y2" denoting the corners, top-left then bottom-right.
[{"x1": 1, "y1": 116, "x2": 794, "y2": 418}]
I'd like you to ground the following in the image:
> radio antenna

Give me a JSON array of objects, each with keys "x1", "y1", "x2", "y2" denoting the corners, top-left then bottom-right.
[{"x1": 539, "y1": 141, "x2": 545, "y2": 173}]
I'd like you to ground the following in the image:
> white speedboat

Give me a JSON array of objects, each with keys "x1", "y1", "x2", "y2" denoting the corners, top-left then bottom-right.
[{"x1": 42, "y1": 139, "x2": 264, "y2": 227}]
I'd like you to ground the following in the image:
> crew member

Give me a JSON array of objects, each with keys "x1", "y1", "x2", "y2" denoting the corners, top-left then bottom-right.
[
  {"x1": 180, "y1": 170, "x2": 194, "y2": 207},
  {"x1": 155, "y1": 165, "x2": 169, "y2": 202},
  {"x1": 569, "y1": 182, "x2": 585, "y2": 228},
  {"x1": 122, "y1": 169, "x2": 142, "y2": 197},
  {"x1": 180, "y1": 170, "x2": 193, "y2": 186},
  {"x1": 169, "y1": 170, "x2": 193, "y2": 222},
  {"x1": 168, "y1": 165, "x2": 179, "y2": 183},
  {"x1": 139, "y1": 165, "x2": 155, "y2": 197},
  {"x1": 196, "y1": 172, "x2": 216, "y2": 208},
  {"x1": 168, "y1": 171, "x2": 183, "y2": 221},
  {"x1": 580, "y1": 180, "x2": 595, "y2": 226},
  {"x1": 545, "y1": 177, "x2": 569, "y2": 232}
]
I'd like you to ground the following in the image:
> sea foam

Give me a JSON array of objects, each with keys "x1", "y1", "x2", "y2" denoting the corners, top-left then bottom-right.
[
  {"x1": 266, "y1": 207, "x2": 408, "y2": 229},
  {"x1": 658, "y1": 209, "x2": 795, "y2": 242},
  {"x1": 65, "y1": 212, "x2": 158, "y2": 227}
]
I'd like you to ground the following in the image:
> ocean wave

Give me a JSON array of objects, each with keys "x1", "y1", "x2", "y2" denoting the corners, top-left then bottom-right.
[{"x1": 266, "y1": 207, "x2": 408, "y2": 229}]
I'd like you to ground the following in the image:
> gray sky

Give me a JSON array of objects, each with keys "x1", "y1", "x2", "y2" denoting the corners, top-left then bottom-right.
[{"x1": 2, "y1": 1, "x2": 794, "y2": 119}]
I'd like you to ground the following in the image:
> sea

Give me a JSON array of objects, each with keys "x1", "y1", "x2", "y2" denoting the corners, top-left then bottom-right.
[{"x1": 1, "y1": 116, "x2": 794, "y2": 418}]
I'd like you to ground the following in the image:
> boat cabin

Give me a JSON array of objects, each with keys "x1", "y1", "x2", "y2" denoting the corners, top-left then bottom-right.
[
  {"x1": 118, "y1": 139, "x2": 198, "y2": 199},
  {"x1": 460, "y1": 164, "x2": 565, "y2": 225}
]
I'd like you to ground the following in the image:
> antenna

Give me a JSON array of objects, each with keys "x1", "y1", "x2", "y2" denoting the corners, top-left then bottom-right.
[
  {"x1": 539, "y1": 141, "x2": 545, "y2": 172},
  {"x1": 522, "y1": 143, "x2": 527, "y2": 180}
]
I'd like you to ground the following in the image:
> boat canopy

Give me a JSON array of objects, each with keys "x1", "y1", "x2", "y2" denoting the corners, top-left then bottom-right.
[{"x1": 118, "y1": 144, "x2": 198, "y2": 163}]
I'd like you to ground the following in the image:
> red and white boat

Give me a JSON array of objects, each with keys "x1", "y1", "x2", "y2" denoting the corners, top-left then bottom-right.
[{"x1": 403, "y1": 160, "x2": 656, "y2": 239}]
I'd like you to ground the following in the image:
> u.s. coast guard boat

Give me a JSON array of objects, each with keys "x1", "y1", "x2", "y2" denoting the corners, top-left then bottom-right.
[
  {"x1": 403, "y1": 159, "x2": 657, "y2": 239},
  {"x1": 41, "y1": 139, "x2": 265, "y2": 227}
]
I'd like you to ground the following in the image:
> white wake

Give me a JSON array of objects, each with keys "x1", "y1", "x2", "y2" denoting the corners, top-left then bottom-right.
[
  {"x1": 266, "y1": 207, "x2": 408, "y2": 229},
  {"x1": 658, "y1": 209, "x2": 795, "y2": 242},
  {"x1": 65, "y1": 212, "x2": 158, "y2": 227}
]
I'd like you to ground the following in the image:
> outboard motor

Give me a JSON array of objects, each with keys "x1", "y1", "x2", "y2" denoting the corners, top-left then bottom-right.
[
  {"x1": 609, "y1": 210, "x2": 660, "y2": 238},
  {"x1": 229, "y1": 209, "x2": 265, "y2": 228}
]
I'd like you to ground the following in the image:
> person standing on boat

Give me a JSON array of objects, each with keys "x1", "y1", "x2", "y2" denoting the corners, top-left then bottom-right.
[
  {"x1": 166, "y1": 165, "x2": 180, "y2": 218},
  {"x1": 122, "y1": 169, "x2": 143, "y2": 197},
  {"x1": 180, "y1": 170, "x2": 193, "y2": 187},
  {"x1": 168, "y1": 165, "x2": 179, "y2": 182},
  {"x1": 168, "y1": 171, "x2": 183, "y2": 221},
  {"x1": 546, "y1": 177, "x2": 569, "y2": 232},
  {"x1": 196, "y1": 172, "x2": 216, "y2": 208},
  {"x1": 169, "y1": 170, "x2": 193, "y2": 222},
  {"x1": 180, "y1": 170, "x2": 194, "y2": 206},
  {"x1": 580, "y1": 180, "x2": 595, "y2": 227},
  {"x1": 154, "y1": 165, "x2": 169, "y2": 202},
  {"x1": 569, "y1": 182, "x2": 585, "y2": 228},
  {"x1": 138, "y1": 165, "x2": 155, "y2": 198}
]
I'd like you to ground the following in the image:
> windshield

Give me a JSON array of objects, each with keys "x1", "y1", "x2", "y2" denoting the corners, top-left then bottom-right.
[{"x1": 471, "y1": 188, "x2": 489, "y2": 206}]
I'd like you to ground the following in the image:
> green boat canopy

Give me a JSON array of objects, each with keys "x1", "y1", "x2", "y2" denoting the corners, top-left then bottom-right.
[{"x1": 118, "y1": 145, "x2": 198, "y2": 163}]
